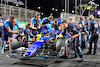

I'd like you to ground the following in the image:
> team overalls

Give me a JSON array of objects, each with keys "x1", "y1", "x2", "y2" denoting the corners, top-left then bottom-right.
[
  {"x1": 31, "y1": 18, "x2": 41, "y2": 29},
  {"x1": 2, "y1": 19, "x2": 19, "y2": 47},
  {"x1": 84, "y1": 20, "x2": 89, "y2": 31},
  {"x1": 79, "y1": 20, "x2": 85, "y2": 26},
  {"x1": 84, "y1": 20, "x2": 89, "y2": 48},
  {"x1": 23, "y1": 27, "x2": 34, "y2": 36},
  {"x1": 74, "y1": 31, "x2": 83, "y2": 59},
  {"x1": 88, "y1": 20, "x2": 99, "y2": 55},
  {"x1": 42, "y1": 18, "x2": 53, "y2": 30},
  {"x1": 74, "y1": 26, "x2": 88, "y2": 59},
  {"x1": 68, "y1": 23, "x2": 77, "y2": 49},
  {"x1": 61, "y1": 28, "x2": 71, "y2": 38},
  {"x1": 31, "y1": 18, "x2": 41, "y2": 36},
  {"x1": 79, "y1": 20, "x2": 89, "y2": 48},
  {"x1": 62, "y1": 24, "x2": 79, "y2": 57}
]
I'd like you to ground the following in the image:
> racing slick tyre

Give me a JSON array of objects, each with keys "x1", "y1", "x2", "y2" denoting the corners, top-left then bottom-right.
[
  {"x1": 56, "y1": 38, "x2": 70, "y2": 58},
  {"x1": 11, "y1": 35, "x2": 28, "y2": 50},
  {"x1": 56, "y1": 38, "x2": 63, "y2": 52},
  {"x1": 11, "y1": 38, "x2": 21, "y2": 50}
]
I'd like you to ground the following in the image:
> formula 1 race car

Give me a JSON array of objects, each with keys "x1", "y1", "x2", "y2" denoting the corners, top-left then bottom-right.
[
  {"x1": 1, "y1": 28, "x2": 71, "y2": 58},
  {"x1": 23, "y1": 30, "x2": 71, "y2": 58}
]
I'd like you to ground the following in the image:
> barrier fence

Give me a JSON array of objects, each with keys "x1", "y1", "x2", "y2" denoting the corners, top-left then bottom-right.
[{"x1": 0, "y1": 4, "x2": 40, "y2": 22}]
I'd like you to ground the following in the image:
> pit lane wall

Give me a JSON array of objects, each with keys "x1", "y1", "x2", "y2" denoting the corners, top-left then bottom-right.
[{"x1": 60, "y1": 12, "x2": 100, "y2": 23}]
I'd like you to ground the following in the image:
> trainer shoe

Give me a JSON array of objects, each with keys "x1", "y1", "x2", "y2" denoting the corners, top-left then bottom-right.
[
  {"x1": 93, "y1": 53, "x2": 97, "y2": 55},
  {"x1": 80, "y1": 57, "x2": 84, "y2": 62},
  {"x1": 86, "y1": 52, "x2": 91, "y2": 55},
  {"x1": 6, "y1": 55, "x2": 11, "y2": 57}
]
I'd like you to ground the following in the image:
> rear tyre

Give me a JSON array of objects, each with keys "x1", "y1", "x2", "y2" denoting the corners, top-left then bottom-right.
[{"x1": 58, "y1": 38, "x2": 70, "y2": 58}]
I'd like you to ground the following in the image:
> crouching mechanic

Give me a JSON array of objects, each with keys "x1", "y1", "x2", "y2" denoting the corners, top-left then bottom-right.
[
  {"x1": 23, "y1": 22, "x2": 34, "y2": 36},
  {"x1": 2, "y1": 15, "x2": 21, "y2": 52}
]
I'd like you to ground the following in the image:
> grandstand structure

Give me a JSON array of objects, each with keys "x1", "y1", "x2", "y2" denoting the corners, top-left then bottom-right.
[{"x1": 0, "y1": 4, "x2": 40, "y2": 22}]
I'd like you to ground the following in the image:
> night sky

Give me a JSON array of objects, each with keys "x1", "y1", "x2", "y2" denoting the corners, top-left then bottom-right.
[
  {"x1": 20, "y1": 0, "x2": 54, "y2": 17},
  {"x1": 20, "y1": 0, "x2": 100, "y2": 17}
]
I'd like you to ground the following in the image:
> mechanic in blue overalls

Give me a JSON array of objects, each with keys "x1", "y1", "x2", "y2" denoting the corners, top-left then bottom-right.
[
  {"x1": 60, "y1": 20, "x2": 71, "y2": 57},
  {"x1": 84, "y1": 17, "x2": 89, "y2": 31},
  {"x1": 71, "y1": 22, "x2": 89, "y2": 61},
  {"x1": 67, "y1": 18, "x2": 78, "y2": 58},
  {"x1": 22, "y1": 22, "x2": 34, "y2": 45},
  {"x1": 68, "y1": 18, "x2": 77, "y2": 50},
  {"x1": 84, "y1": 17, "x2": 89, "y2": 47},
  {"x1": 41, "y1": 16, "x2": 53, "y2": 32},
  {"x1": 79, "y1": 17, "x2": 89, "y2": 48},
  {"x1": 79, "y1": 17, "x2": 85, "y2": 26},
  {"x1": 87, "y1": 15, "x2": 99, "y2": 55},
  {"x1": 2, "y1": 15, "x2": 21, "y2": 52},
  {"x1": 23, "y1": 22, "x2": 34, "y2": 36},
  {"x1": 61, "y1": 20, "x2": 78, "y2": 58},
  {"x1": 31, "y1": 13, "x2": 41, "y2": 41}
]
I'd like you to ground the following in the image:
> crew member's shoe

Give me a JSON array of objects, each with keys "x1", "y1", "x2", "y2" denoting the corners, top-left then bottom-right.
[
  {"x1": 93, "y1": 53, "x2": 97, "y2": 55},
  {"x1": 80, "y1": 57, "x2": 84, "y2": 62},
  {"x1": 86, "y1": 52, "x2": 91, "y2": 55},
  {"x1": 6, "y1": 55, "x2": 11, "y2": 57},
  {"x1": 73, "y1": 56, "x2": 78, "y2": 58}
]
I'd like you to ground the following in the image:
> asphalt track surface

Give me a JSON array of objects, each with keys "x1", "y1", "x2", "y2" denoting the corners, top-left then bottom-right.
[{"x1": 0, "y1": 33, "x2": 100, "y2": 67}]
